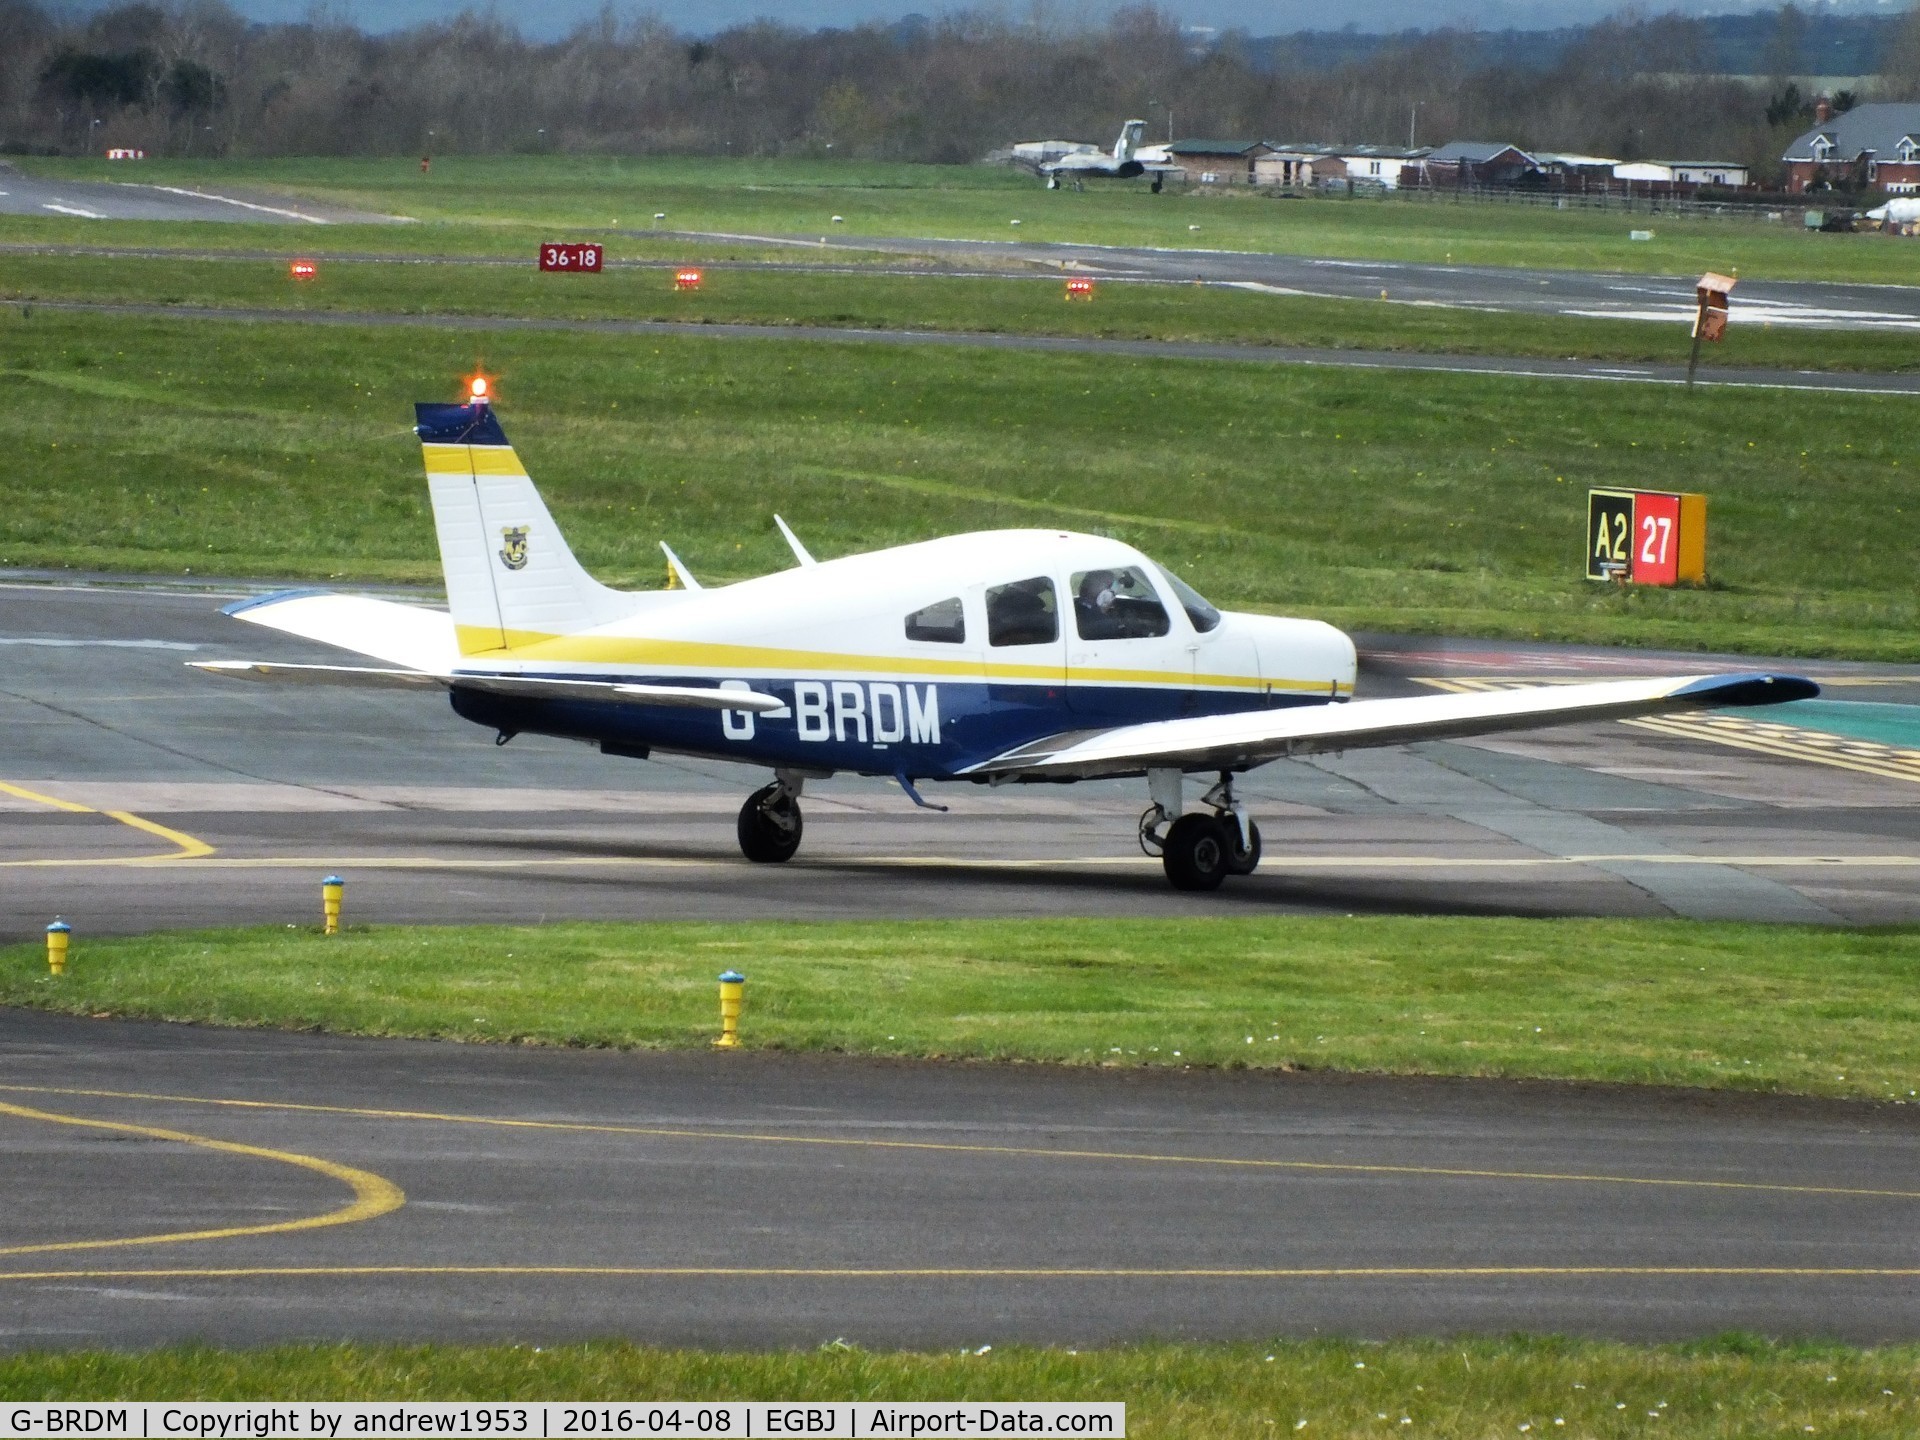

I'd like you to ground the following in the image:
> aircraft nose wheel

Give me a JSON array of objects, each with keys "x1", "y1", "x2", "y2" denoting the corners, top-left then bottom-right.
[
  {"x1": 1162, "y1": 813, "x2": 1230, "y2": 891},
  {"x1": 738, "y1": 783, "x2": 803, "y2": 863},
  {"x1": 1227, "y1": 821, "x2": 1262, "y2": 876}
]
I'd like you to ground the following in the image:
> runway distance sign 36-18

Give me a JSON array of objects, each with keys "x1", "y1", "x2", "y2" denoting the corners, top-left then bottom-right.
[
  {"x1": 1588, "y1": 488, "x2": 1707, "y2": 585},
  {"x1": 539, "y1": 243, "x2": 603, "y2": 272}
]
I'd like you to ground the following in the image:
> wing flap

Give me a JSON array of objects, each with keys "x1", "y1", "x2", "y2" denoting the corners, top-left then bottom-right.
[{"x1": 970, "y1": 672, "x2": 1819, "y2": 779}]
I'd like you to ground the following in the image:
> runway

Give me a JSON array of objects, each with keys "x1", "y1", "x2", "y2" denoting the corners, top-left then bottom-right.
[
  {"x1": 783, "y1": 231, "x2": 1920, "y2": 332},
  {"x1": 0, "y1": 166, "x2": 397, "y2": 225},
  {"x1": 21, "y1": 299, "x2": 1920, "y2": 397},
  {"x1": 6, "y1": 581, "x2": 1920, "y2": 940},
  {"x1": 5, "y1": 1007, "x2": 1920, "y2": 1347}
]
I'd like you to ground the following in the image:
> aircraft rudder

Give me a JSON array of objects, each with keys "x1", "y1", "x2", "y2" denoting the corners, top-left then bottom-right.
[{"x1": 414, "y1": 398, "x2": 633, "y2": 654}]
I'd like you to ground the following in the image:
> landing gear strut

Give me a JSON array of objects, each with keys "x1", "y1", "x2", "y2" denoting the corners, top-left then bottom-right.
[
  {"x1": 738, "y1": 773, "x2": 804, "y2": 863},
  {"x1": 1139, "y1": 769, "x2": 1260, "y2": 891}
]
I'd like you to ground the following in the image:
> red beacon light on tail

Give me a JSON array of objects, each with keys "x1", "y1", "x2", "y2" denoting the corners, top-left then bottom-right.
[
  {"x1": 674, "y1": 268, "x2": 703, "y2": 291},
  {"x1": 467, "y1": 375, "x2": 492, "y2": 406}
]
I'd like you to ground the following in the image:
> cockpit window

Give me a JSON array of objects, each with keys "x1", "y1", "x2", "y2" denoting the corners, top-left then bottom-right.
[
  {"x1": 986, "y1": 576, "x2": 1058, "y2": 647},
  {"x1": 1158, "y1": 566, "x2": 1222, "y2": 633},
  {"x1": 905, "y1": 596, "x2": 966, "y2": 644},
  {"x1": 1071, "y1": 566, "x2": 1170, "y2": 641}
]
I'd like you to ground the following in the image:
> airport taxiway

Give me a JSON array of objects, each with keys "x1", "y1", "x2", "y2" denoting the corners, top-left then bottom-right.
[
  {"x1": 7, "y1": 581, "x2": 1920, "y2": 1347},
  {"x1": 5, "y1": 581, "x2": 1920, "y2": 939},
  {"x1": 5, "y1": 1007, "x2": 1920, "y2": 1347},
  {"x1": 21, "y1": 298, "x2": 1920, "y2": 397},
  {"x1": 0, "y1": 166, "x2": 397, "y2": 225},
  {"x1": 780, "y1": 231, "x2": 1920, "y2": 332}
]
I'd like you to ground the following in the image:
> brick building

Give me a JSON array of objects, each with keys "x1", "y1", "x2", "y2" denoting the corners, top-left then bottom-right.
[{"x1": 1782, "y1": 101, "x2": 1920, "y2": 194}]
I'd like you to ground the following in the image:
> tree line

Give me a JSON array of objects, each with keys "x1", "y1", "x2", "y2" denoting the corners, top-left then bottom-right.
[{"x1": 5, "y1": 1, "x2": 1920, "y2": 183}]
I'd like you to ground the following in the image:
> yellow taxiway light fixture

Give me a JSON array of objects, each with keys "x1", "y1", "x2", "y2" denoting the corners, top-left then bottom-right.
[
  {"x1": 323, "y1": 875, "x2": 344, "y2": 936},
  {"x1": 45, "y1": 918, "x2": 70, "y2": 975},
  {"x1": 715, "y1": 970, "x2": 746, "y2": 1049}
]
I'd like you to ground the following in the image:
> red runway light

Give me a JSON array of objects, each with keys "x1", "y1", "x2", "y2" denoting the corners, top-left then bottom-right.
[
  {"x1": 1065, "y1": 277, "x2": 1094, "y2": 300},
  {"x1": 289, "y1": 260, "x2": 318, "y2": 281},
  {"x1": 675, "y1": 268, "x2": 703, "y2": 290}
]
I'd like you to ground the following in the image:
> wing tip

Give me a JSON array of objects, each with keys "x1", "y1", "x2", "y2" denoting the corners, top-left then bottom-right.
[
  {"x1": 222, "y1": 587, "x2": 336, "y2": 618},
  {"x1": 1675, "y1": 672, "x2": 1820, "y2": 707}
]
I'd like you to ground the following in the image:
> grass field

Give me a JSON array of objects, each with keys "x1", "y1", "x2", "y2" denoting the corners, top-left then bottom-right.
[
  {"x1": 4, "y1": 306, "x2": 1917, "y2": 657},
  {"x1": 15, "y1": 153, "x2": 1920, "y2": 285},
  {"x1": 7, "y1": 251, "x2": 1920, "y2": 373},
  {"x1": 3, "y1": 1337, "x2": 1918, "y2": 1436},
  {"x1": 5, "y1": 917, "x2": 1918, "y2": 1102}
]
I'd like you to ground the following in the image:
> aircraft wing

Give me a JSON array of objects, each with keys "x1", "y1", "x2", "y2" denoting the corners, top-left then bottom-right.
[
  {"x1": 968, "y1": 672, "x2": 1817, "y2": 780},
  {"x1": 192, "y1": 660, "x2": 786, "y2": 712}
]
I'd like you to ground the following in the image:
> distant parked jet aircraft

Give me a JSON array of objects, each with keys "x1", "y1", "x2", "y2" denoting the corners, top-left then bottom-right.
[{"x1": 1030, "y1": 120, "x2": 1178, "y2": 190}]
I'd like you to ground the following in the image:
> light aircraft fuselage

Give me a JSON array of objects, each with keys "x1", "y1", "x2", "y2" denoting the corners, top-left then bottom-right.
[{"x1": 202, "y1": 396, "x2": 1816, "y2": 890}]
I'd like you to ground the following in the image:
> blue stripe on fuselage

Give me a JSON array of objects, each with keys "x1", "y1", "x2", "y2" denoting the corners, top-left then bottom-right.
[{"x1": 448, "y1": 677, "x2": 1329, "y2": 778}]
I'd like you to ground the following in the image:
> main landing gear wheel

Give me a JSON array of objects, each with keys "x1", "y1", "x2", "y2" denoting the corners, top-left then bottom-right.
[
  {"x1": 737, "y1": 783, "x2": 803, "y2": 863},
  {"x1": 1162, "y1": 813, "x2": 1230, "y2": 892}
]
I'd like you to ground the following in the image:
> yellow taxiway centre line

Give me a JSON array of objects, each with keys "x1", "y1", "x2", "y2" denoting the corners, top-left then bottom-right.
[
  {"x1": 4, "y1": 1263, "x2": 1920, "y2": 1283},
  {"x1": 99, "y1": 809, "x2": 218, "y2": 859},
  {"x1": 0, "y1": 1098, "x2": 404, "y2": 1257},
  {"x1": 1, "y1": 778, "x2": 217, "y2": 862},
  {"x1": 4, "y1": 1084, "x2": 1914, "y2": 1203}
]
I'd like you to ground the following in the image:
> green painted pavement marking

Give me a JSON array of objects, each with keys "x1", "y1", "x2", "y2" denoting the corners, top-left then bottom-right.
[{"x1": 1772, "y1": 700, "x2": 1920, "y2": 750}]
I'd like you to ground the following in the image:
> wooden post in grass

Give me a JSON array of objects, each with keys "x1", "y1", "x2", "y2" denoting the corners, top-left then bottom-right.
[{"x1": 1689, "y1": 272, "x2": 1736, "y2": 388}]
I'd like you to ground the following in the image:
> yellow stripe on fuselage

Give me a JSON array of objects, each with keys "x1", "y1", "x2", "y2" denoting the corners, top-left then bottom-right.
[
  {"x1": 451, "y1": 625, "x2": 1349, "y2": 695},
  {"x1": 420, "y1": 444, "x2": 526, "y2": 477}
]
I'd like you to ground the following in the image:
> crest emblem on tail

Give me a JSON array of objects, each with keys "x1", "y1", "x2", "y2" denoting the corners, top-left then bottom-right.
[{"x1": 499, "y1": 526, "x2": 529, "y2": 571}]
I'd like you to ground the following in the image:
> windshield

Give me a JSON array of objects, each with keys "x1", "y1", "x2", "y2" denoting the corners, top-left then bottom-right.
[{"x1": 1156, "y1": 565, "x2": 1221, "y2": 633}]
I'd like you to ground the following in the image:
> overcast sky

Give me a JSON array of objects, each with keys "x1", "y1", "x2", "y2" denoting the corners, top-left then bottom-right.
[{"x1": 88, "y1": 0, "x2": 1908, "y2": 40}]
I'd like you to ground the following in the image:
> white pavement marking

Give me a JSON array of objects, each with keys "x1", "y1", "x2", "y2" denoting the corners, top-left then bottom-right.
[
  {"x1": 40, "y1": 203, "x2": 104, "y2": 219},
  {"x1": 130, "y1": 185, "x2": 331, "y2": 225},
  {"x1": 0, "y1": 637, "x2": 200, "y2": 650},
  {"x1": 1567, "y1": 304, "x2": 1920, "y2": 330}
]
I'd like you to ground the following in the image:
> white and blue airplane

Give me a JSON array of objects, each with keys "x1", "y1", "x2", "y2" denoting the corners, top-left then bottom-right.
[{"x1": 197, "y1": 391, "x2": 1817, "y2": 890}]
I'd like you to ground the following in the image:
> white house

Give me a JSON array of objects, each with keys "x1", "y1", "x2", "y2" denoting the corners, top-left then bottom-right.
[{"x1": 1336, "y1": 145, "x2": 1427, "y2": 189}]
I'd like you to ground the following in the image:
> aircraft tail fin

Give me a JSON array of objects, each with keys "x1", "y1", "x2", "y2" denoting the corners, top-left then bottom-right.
[
  {"x1": 1115, "y1": 119, "x2": 1146, "y2": 163},
  {"x1": 416, "y1": 401, "x2": 641, "y2": 656}
]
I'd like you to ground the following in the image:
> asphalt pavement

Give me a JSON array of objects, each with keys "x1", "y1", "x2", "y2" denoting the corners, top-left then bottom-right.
[
  {"x1": 7, "y1": 582, "x2": 1920, "y2": 1346},
  {"x1": 5, "y1": 1008, "x2": 1920, "y2": 1348},
  {"x1": 6, "y1": 581, "x2": 1920, "y2": 938},
  {"x1": 785, "y1": 230, "x2": 1920, "y2": 331},
  {"x1": 0, "y1": 166, "x2": 397, "y2": 225}
]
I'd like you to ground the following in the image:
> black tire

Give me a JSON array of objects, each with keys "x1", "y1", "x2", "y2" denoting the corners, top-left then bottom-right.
[
  {"x1": 1162, "y1": 813, "x2": 1230, "y2": 892},
  {"x1": 1227, "y1": 820, "x2": 1262, "y2": 876},
  {"x1": 737, "y1": 784, "x2": 803, "y2": 863}
]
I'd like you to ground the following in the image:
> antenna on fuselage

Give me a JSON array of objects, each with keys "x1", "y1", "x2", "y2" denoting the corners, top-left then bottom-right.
[
  {"x1": 659, "y1": 541, "x2": 703, "y2": 591},
  {"x1": 773, "y1": 514, "x2": 816, "y2": 568}
]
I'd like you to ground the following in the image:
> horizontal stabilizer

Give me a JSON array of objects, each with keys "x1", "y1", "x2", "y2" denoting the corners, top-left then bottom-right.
[
  {"x1": 194, "y1": 659, "x2": 783, "y2": 712},
  {"x1": 971, "y1": 672, "x2": 1819, "y2": 780},
  {"x1": 223, "y1": 592, "x2": 459, "y2": 672}
]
